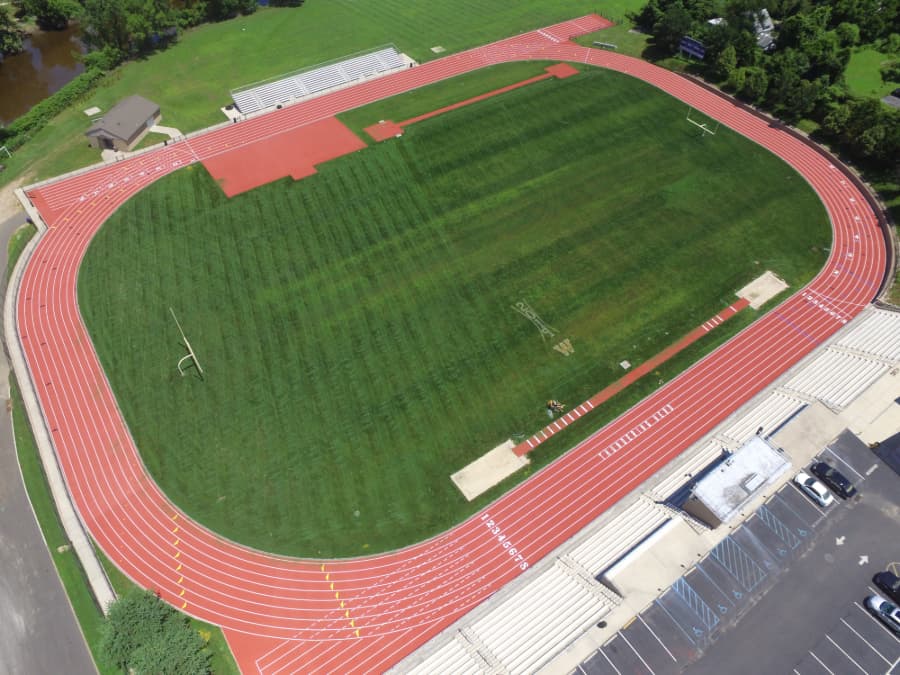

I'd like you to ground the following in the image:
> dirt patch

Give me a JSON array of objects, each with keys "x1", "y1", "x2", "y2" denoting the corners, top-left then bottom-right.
[{"x1": 0, "y1": 173, "x2": 33, "y2": 222}]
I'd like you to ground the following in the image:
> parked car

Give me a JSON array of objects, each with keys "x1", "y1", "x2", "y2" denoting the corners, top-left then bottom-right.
[
  {"x1": 865, "y1": 594, "x2": 900, "y2": 634},
  {"x1": 810, "y1": 461, "x2": 857, "y2": 499},
  {"x1": 874, "y1": 571, "x2": 900, "y2": 604},
  {"x1": 793, "y1": 471, "x2": 835, "y2": 508}
]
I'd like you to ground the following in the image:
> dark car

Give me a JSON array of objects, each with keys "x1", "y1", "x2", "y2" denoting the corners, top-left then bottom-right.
[
  {"x1": 875, "y1": 571, "x2": 900, "y2": 604},
  {"x1": 809, "y1": 461, "x2": 857, "y2": 499}
]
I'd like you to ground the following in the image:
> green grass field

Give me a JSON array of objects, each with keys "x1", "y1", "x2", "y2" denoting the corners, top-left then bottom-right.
[
  {"x1": 78, "y1": 65, "x2": 830, "y2": 558},
  {"x1": 845, "y1": 48, "x2": 899, "y2": 98}
]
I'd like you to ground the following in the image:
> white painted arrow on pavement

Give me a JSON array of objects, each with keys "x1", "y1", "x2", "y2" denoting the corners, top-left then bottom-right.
[
  {"x1": 836, "y1": 536, "x2": 845, "y2": 546},
  {"x1": 859, "y1": 555, "x2": 869, "y2": 566}
]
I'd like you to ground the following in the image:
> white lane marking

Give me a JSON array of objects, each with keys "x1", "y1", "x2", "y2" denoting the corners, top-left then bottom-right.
[
  {"x1": 620, "y1": 631, "x2": 656, "y2": 675},
  {"x1": 840, "y1": 618, "x2": 890, "y2": 665},
  {"x1": 854, "y1": 602, "x2": 900, "y2": 643},
  {"x1": 865, "y1": 464, "x2": 878, "y2": 476},
  {"x1": 825, "y1": 634, "x2": 867, "y2": 673},
  {"x1": 822, "y1": 447, "x2": 866, "y2": 480},
  {"x1": 638, "y1": 614, "x2": 677, "y2": 662},
  {"x1": 809, "y1": 650, "x2": 836, "y2": 674},
  {"x1": 598, "y1": 642, "x2": 623, "y2": 675}
]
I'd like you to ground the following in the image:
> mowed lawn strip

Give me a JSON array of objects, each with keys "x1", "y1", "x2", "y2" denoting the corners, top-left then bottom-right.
[{"x1": 78, "y1": 68, "x2": 829, "y2": 557}]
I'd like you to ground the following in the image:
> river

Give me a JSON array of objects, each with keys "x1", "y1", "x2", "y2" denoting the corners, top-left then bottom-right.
[{"x1": 0, "y1": 24, "x2": 86, "y2": 126}]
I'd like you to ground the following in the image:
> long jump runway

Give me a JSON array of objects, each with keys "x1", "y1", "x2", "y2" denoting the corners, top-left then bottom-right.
[{"x1": 14, "y1": 14, "x2": 886, "y2": 674}]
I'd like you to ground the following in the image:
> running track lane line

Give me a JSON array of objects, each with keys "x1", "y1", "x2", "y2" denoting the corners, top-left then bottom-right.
[{"x1": 12, "y1": 14, "x2": 885, "y2": 674}]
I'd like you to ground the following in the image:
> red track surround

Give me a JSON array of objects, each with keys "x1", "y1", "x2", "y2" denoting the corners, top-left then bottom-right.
[{"x1": 16, "y1": 14, "x2": 886, "y2": 674}]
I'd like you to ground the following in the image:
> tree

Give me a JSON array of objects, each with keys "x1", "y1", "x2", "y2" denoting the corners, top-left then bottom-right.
[
  {"x1": 715, "y1": 43, "x2": 738, "y2": 79},
  {"x1": 653, "y1": 1, "x2": 695, "y2": 53},
  {"x1": 100, "y1": 589, "x2": 211, "y2": 675},
  {"x1": 0, "y1": 5, "x2": 23, "y2": 56},
  {"x1": 79, "y1": 0, "x2": 178, "y2": 56},
  {"x1": 835, "y1": 21, "x2": 860, "y2": 46},
  {"x1": 20, "y1": 0, "x2": 80, "y2": 30},
  {"x1": 740, "y1": 66, "x2": 769, "y2": 101}
]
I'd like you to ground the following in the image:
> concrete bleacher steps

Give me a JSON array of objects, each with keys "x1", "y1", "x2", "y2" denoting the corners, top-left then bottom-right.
[
  {"x1": 468, "y1": 563, "x2": 611, "y2": 674},
  {"x1": 232, "y1": 46, "x2": 407, "y2": 115},
  {"x1": 832, "y1": 308, "x2": 900, "y2": 362},
  {"x1": 719, "y1": 391, "x2": 808, "y2": 446},
  {"x1": 405, "y1": 632, "x2": 497, "y2": 675},
  {"x1": 568, "y1": 497, "x2": 669, "y2": 576},
  {"x1": 781, "y1": 348, "x2": 888, "y2": 411}
]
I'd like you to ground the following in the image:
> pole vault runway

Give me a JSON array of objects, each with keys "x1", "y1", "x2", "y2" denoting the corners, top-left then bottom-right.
[{"x1": 13, "y1": 15, "x2": 886, "y2": 674}]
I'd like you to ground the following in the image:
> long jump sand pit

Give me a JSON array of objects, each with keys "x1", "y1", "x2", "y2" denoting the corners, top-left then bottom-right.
[
  {"x1": 451, "y1": 439, "x2": 530, "y2": 501},
  {"x1": 202, "y1": 117, "x2": 365, "y2": 197},
  {"x1": 737, "y1": 270, "x2": 789, "y2": 309}
]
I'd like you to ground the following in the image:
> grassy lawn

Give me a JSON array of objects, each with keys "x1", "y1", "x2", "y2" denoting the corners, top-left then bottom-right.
[
  {"x1": 845, "y1": 48, "x2": 899, "y2": 98},
  {"x1": 0, "y1": 0, "x2": 611, "y2": 189},
  {"x1": 78, "y1": 66, "x2": 829, "y2": 558},
  {"x1": 339, "y1": 61, "x2": 558, "y2": 137},
  {"x1": 574, "y1": 23, "x2": 651, "y2": 58}
]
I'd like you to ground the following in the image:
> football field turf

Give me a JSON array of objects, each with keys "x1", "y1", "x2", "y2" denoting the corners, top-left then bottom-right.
[{"x1": 78, "y1": 65, "x2": 830, "y2": 557}]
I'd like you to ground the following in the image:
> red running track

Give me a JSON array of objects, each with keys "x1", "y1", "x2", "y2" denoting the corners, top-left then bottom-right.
[{"x1": 15, "y1": 14, "x2": 885, "y2": 674}]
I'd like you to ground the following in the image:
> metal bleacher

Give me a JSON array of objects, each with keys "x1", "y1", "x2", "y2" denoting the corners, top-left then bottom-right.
[
  {"x1": 231, "y1": 46, "x2": 406, "y2": 115},
  {"x1": 782, "y1": 349, "x2": 889, "y2": 410}
]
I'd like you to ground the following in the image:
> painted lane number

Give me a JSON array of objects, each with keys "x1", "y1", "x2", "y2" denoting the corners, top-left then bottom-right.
[{"x1": 481, "y1": 513, "x2": 528, "y2": 570}]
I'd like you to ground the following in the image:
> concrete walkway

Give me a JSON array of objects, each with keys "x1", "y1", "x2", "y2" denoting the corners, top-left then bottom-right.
[{"x1": 0, "y1": 212, "x2": 96, "y2": 675}]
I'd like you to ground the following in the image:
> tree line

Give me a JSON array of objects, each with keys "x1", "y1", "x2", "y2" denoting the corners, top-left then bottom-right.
[
  {"x1": 631, "y1": 0, "x2": 900, "y2": 166},
  {"x1": 1, "y1": 0, "x2": 304, "y2": 64}
]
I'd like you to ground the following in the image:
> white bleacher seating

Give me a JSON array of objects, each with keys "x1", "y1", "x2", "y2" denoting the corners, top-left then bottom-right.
[
  {"x1": 405, "y1": 635, "x2": 490, "y2": 675},
  {"x1": 470, "y1": 564, "x2": 610, "y2": 674},
  {"x1": 833, "y1": 308, "x2": 900, "y2": 363},
  {"x1": 568, "y1": 498, "x2": 669, "y2": 576},
  {"x1": 720, "y1": 391, "x2": 807, "y2": 446},
  {"x1": 231, "y1": 47, "x2": 406, "y2": 115},
  {"x1": 782, "y1": 348, "x2": 888, "y2": 410}
]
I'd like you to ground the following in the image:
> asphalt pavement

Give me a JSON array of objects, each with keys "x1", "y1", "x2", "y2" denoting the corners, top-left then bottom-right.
[{"x1": 0, "y1": 211, "x2": 96, "y2": 674}]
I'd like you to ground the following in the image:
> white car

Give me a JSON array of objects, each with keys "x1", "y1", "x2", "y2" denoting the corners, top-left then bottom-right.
[
  {"x1": 865, "y1": 594, "x2": 900, "y2": 634},
  {"x1": 793, "y1": 471, "x2": 835, "y2": 508}
]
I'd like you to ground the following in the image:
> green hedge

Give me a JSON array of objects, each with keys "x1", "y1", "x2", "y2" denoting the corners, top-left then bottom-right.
[{"x1": 1, "y1": 67, "x2": 106, "y2": 150}]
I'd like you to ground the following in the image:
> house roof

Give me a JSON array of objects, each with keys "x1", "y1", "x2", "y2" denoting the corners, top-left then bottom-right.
[{"x1": 86, "y1": 95, "x2": 159, "y2": 141}]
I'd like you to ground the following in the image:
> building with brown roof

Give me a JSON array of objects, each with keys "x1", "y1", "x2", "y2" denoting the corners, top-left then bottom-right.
[{"x1": 85, "y1": 95, "x2": 161, "y2": 152}]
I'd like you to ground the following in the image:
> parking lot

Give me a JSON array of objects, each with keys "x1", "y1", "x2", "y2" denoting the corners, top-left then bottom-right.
[{"x1": 576, "y1": 430, "x2": 900, "y2": 675}]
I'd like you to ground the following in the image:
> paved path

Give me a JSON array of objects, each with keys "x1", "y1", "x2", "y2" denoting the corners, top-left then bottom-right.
[
  {"x1": 10, "y1": 14, "x2": 887, "y2": 674},
  {"x1": 0, "y1": 212, "x2": 95, "y2": 675}
]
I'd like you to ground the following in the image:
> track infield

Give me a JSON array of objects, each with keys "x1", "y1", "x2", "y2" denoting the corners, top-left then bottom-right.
[{"x1": 14, "y1": 14, "x2": 886, "y2": 674}]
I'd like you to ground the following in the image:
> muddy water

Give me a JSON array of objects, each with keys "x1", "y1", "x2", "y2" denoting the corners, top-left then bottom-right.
[{"x1": 0, "y1": 24, "x2": 86, "y2": 125}]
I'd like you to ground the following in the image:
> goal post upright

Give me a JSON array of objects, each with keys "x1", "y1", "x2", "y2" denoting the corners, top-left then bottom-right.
[
  {"x1": 686, "y1": 107, "x2": 720, "y2": 137},
  {"x1": 170, "y1": 307, "x2": 204, "y2": 378}
]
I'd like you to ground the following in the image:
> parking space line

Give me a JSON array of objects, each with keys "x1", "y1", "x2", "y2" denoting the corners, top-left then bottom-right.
[
  {"x1": 825, "y1": 635, "x2": 868, "y2": 673},
  {"x1": 620, "y1": 632, "x2": 656, "y2": 675},
  {"x1": 577, "y1": 665, "x2": 588, "y2": 674},
  {"x1": 694, "y1": 563, "x2": 737, "y2": 606},
  {"x1": 840, "y1": 618, "x2": 891, "y2": 665},
  {"x1": 821, "y1": 447, "x2": 866, "y2": 480},
  {"x1": 772, "y1": 492, "x2": 815, "y2": 529},
  {"x1": 809, "y1": 650, "x2": 836, "y2": 674},
  {"x1": 638, "y1": 614, "x2": 678, "y2": 663},
  {"x1": 596, "y1": 644, "x2": 623, "y2": 675},
  {"x1": 854, "y1": 602, "x2": 900, "y2": 643},
  {"x1": 788, "y1": 482, "x2": 828, "y2": 520},
  {"x1": 654, "y1": 599, "x2": 696, "y2": 646}
]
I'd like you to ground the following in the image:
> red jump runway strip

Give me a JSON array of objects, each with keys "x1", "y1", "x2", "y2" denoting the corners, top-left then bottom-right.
[
  {"x1": 365, "y1": 63, "x2": 580, "y2": 142},
  {"x1": 203, "y1": 117, "x2": 366, "y2": 197},
  {"x1": 515, "y1": 298, "x2": 751, "y2": 456},
  {"x1": 14, "y1": 12, "x2": 886, "y2": 674}
]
